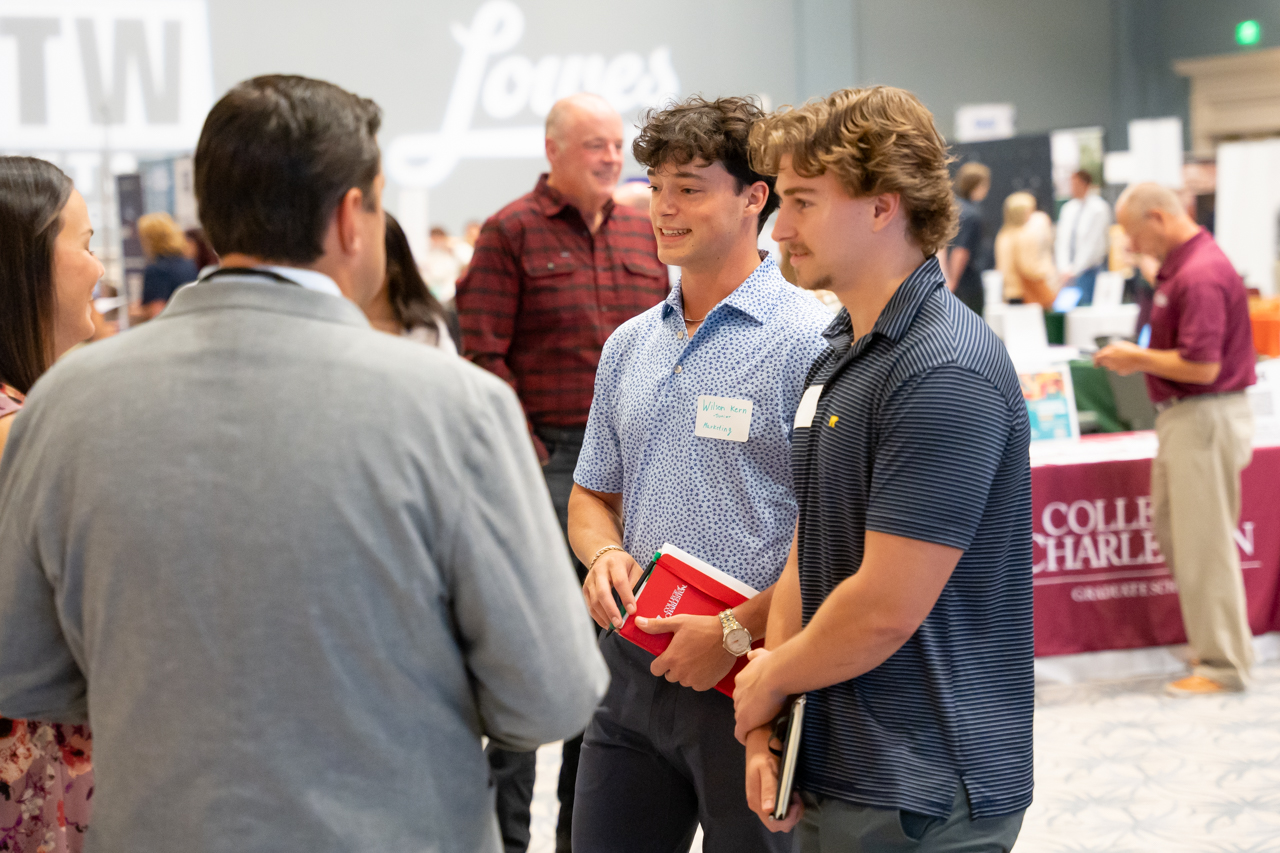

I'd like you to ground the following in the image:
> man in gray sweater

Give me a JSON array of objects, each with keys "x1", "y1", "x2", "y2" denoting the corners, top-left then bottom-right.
[{"x1": 0, "y1": 75, "x2": 607, "y2": 853}]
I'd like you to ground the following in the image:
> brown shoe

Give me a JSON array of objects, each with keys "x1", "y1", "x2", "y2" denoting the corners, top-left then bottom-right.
[{"x1": 1165, "y1": 675, "x2": 1236, "y2": 697}]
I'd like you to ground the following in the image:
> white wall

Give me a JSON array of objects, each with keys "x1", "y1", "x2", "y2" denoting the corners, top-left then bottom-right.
[{"x1": 205, "y1": 0, "x2": 797, "y2": 234}]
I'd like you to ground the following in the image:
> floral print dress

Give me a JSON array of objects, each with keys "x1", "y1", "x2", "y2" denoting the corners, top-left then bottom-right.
[{"x1": 0, "y1": 384, "x2": 94, "y2": 852}]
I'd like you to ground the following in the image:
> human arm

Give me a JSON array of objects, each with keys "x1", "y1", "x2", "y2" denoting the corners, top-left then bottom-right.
[
  {"x1": 637, "y1": 584, "x2": 775, "y2": 692},
  {"x1": 743, "y1": 528, "x2": 806, "y2": 830},
  {"x1": 734, "y1": 365, "x2": 1014, "y2": 744},
  {"x1": 454, "y1": 221, "x2": 550, "y2": 462},
  {"x1": 734, "y1": 532, "x2": 961, "y2": 740},
  {"x1": 945, "y1": 247, "x2": 969, "y2": 292},
  {"x1": 447, "y1": 375, "x2": 608, "y2": 750},
  {"x1": 1077, "y1": 199, "x2": 1112, "y2": 274},
  {"x1": 1093, "y1": 342, "x2": 1220, "y2": 384},
  {"x1": 947, "y1": 208, "x2": 981, "y2": 293},
  {"x1": 568, "y1": 478, "x2": 779, "y2": 689},
  {"x1": 1094, "y1": 273, "x2": 1232, "y2": 385},
  {"x1": 0, "y1": 411, "x2": 88, "y2": 723},
  {"x1": 569, "y1": 483, "x2": 644, "y2": 629},
  {"x1": 1054, "y1": 203, "x2": 1074, "y2": 275}
]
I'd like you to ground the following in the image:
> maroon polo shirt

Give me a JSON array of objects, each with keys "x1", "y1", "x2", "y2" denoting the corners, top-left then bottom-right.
[
  {"x1": 456, "y1": 174, "x2": 667, "y2": 450},
  {"x1": 1146, "y1": 228, "x2": 1256, "y2": 404}
]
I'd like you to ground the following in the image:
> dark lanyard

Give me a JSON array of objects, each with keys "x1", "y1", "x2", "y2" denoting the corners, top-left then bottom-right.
[{"x1": 198, "y1": 267, "x2": 302, "y2": 286}]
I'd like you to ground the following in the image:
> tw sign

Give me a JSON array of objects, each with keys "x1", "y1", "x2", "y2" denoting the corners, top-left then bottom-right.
[{"x1": 0, "y1": 0, "x2": 213, "y2": 152}]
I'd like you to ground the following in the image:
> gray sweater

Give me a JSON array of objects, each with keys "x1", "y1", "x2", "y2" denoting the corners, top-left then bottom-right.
[{"x1": 0, "y1": 276, "x2": 608, "y2": 852}]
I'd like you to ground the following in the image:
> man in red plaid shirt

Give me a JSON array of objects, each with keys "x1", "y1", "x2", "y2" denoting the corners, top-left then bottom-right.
[{"x1": 455, "y1": 92, "x2": 667, "y2": 853}]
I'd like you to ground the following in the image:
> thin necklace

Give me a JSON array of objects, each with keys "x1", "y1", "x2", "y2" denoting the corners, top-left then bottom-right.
[{"x1": 684, "y1": 313, "x2": 707, "y2": 324}]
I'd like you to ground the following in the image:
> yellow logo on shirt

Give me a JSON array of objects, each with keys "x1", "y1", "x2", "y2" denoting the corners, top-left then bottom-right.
[{"x1": 828, "y1": 416, "x2": 840, "y2": 427}]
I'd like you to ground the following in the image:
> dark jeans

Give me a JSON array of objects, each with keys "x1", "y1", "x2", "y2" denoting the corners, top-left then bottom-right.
[
  {"x1": 573, "y1": 635, "x2": 794, "y2": 853},
  {"x1": 488, "y1": 426, "x2": 589, "y2": 853}
]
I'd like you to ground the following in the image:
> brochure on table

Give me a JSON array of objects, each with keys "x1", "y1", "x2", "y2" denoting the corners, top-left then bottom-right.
[{"x1": 1017, "y1": 362, "x2": 1081, "y2": 443}]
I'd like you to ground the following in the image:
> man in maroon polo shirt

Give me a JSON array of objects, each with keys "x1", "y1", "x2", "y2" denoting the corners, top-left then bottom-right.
[
  {"x1": 1095, "y1": 182, "x2": 1257, "y2": 696},
  {"x1": 455, "y1": 91, "x2": 667, "y2": 853}
]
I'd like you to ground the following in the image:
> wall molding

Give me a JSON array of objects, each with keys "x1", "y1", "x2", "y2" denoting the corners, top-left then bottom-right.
[{"x1": 1174, "y1": 47, "x2": 1280, "y2": 157}]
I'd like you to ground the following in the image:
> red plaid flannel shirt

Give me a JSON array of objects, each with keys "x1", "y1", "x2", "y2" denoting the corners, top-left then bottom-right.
[{"x1": 457, "y1": 174, "x2": 667, "y2": 455}]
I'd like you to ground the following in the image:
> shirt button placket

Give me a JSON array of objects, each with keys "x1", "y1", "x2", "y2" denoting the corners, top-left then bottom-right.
[{"x1": 674, "y1": 365, "x2": 683, "y2": 374}]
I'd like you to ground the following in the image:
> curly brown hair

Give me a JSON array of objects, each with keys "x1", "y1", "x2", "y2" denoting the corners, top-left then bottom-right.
[
  {"x1": 749, "y1": 86, "x2": 958, "y2": 255},
  {"x1": 632, "y1": 95, "x2": 779, "y2": 233}
]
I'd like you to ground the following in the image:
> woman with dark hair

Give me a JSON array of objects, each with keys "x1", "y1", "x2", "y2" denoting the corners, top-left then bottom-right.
[
  {"x1": 184, "y1": 227, "x2": 219, "y2": 276},
  {"x1": 364, "y1": 213, "x2": 458, "y2": 353},
  {"x1": 0, "y1": 156, "x2": 101, "y2": 850}
]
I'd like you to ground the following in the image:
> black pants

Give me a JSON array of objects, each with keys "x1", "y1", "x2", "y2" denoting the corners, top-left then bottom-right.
[
  {"x1": 573, "y1": 635, "x2": 795, "y2": 853},
  {"x1": 488, "y1": 426, "x2": 590, "y2": 853}
]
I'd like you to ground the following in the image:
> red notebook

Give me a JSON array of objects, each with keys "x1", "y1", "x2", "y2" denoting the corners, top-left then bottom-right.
[{"x1": 617, "y1": 543, "x2": 760, "y2": 697}]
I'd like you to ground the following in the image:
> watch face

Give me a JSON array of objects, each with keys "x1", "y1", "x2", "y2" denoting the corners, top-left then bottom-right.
[{"x1": 726, "y1": 628, "x2": 752, "y2": 656}]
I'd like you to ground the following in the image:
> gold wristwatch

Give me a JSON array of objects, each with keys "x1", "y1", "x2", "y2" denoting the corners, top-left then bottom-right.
[{"x1": 718, "y1": 609, "x2": 752, "y2": 657}]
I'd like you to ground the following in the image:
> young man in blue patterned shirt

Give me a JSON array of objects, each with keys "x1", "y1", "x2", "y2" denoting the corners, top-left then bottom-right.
[
  {"x1": 567, "y1": 96, "x2": 832, "y2": 852},
  {"x1": 733, "y1": 86, "x2": 1033, "y2": 852}
]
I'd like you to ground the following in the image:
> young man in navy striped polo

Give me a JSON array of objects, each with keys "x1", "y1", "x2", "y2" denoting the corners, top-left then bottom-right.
[{"x1": 733, "y1": 86, "x2": 1034, "y2": 851}]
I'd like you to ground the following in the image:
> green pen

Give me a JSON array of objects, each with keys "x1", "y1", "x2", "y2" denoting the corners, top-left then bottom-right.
[{"x1": 604, "y1": 552, "x2": 661, "y2": 638}]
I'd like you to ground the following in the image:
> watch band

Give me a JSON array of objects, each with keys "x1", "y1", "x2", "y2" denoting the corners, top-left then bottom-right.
[
  {"x1": 718, "y1": 609, "x2": 745, "y2": 633},
  {"x1": 719, "y1": 609, "x2": 752, "y2": 656}
]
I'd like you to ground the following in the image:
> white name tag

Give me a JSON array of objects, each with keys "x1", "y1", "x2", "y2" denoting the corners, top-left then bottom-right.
[
  {"x1": 695, "y1": 396, "x2": 753, "y2": 443},
  {"x1": 793, "y1": 385, "x2": 824, "y2": 429}
]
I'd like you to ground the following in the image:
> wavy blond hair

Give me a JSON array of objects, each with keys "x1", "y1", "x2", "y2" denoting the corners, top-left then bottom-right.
[
  {"x1": 749, "y1": 86, "x2": 958, "y2": 255},
  {"x1": 137, "y1": 211, "x2": 188, "y2": 259}
]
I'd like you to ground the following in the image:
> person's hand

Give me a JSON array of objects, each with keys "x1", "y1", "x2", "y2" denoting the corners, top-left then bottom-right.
[
  {"x1": 1093, "y1": 340, "x2": 1146, "y2": 376},
  {"x1": 637, "y1": 613, "x2": 736, "y2": 691},
  {"x1": 745, "y1": 726, "x2": 804, "y2": 832},
  {"x1": 734, "y1": 647, "x2": 787, "y2": 743},
  {"x1": 583, "y1": 549, "x2": 643, "y2": 630}
]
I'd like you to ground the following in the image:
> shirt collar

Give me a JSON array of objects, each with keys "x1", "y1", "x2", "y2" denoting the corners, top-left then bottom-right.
[
  {"x1": 1156, "y1": 228, "x2": 1210, "y2": 285},
  {"x1": 821, "y1": 255, "x2": 945, "y2": 346},
  {"x1": 257, "y1": 266, "x2": 344, "y2": 298},
  {"x1": 532, "y1": 172, "x2": 617, "y2": 223},
  {"x1": 662, "y1": 252, "x2": 781, "y2": 325}
]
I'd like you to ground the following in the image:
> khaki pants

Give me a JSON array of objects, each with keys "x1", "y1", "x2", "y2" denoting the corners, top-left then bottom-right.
[{"x1": 1152, "y1": 392, "x2": 1255, "y2": 688}]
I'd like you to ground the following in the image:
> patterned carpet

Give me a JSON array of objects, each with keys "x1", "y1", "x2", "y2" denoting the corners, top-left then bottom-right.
[
  {"x1": 530, "y1": 657, "x2": 1280, "y2": 853},
  {"x1": 1021, "y1": 659, "x2": 1280, "y2": 853}
]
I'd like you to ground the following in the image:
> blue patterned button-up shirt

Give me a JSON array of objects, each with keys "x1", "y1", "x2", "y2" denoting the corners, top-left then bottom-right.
[{"x1": 574, "y1": 256, "x2": 833, "y2": 589}]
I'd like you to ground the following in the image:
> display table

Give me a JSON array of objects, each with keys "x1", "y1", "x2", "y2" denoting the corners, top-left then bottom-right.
[
  {"x1": 1030, "y1": 432, "x2": 1280, "y2": 658},
  {"x1": 1067, "y1": 360, "x2": 1126, "y2": 432}
]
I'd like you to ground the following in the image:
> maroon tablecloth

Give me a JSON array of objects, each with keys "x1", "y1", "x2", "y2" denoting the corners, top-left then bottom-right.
[{"x1": 1032, "y1": 437, "x2": 1280, "y2": 657}]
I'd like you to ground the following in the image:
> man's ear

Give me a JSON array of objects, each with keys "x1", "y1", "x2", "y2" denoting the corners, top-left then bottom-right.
[
  {"x1": 544, "y1": 136, "x2": 559, "y2": 163},
  {"x1": 333, "y1": 186, "x2": 365, "y2": 256},
  {"x1": 745, "y1": 181, "x2": 769, "y2": 218},
  {"x1": 870, "y1": 192, "x2": 903, "y2": 233}
]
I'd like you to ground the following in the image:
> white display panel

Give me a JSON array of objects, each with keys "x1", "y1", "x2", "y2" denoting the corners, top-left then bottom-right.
[{"x1": 1216, "y1": 138, "x2": 1280, "y2": 296}]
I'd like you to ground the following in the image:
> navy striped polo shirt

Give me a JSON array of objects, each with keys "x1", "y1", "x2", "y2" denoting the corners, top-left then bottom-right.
[{"x1": 792, "y1": 256, "x2": 1033, "y2": 819}]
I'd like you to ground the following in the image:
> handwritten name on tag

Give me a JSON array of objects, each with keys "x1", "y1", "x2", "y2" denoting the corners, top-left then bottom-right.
[
  {"x1": 793, "y1": 385, "x2": 823, "y2": 429},
  {"x1": 695, "y1": 396, "x2": 753, "y2": 443}
]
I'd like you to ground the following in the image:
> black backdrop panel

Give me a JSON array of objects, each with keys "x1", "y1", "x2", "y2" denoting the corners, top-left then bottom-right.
[{"x1": 951, "y1": 135, "x2": 1054, "y2": 272}]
